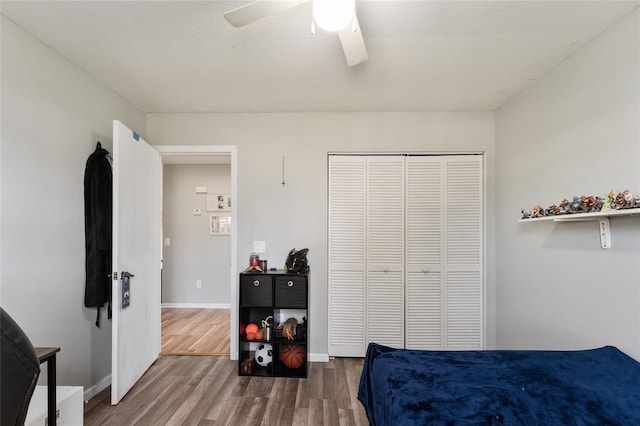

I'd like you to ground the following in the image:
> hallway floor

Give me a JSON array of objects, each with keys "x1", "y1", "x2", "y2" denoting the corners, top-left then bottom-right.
[{"x1": 161, "y1": 308, "x2": 230, "y2": 355}]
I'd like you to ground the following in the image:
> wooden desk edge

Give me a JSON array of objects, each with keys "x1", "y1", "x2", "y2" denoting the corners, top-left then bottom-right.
[{"x1": 35, "y1": 347, "x2": 61, "y2": 362}]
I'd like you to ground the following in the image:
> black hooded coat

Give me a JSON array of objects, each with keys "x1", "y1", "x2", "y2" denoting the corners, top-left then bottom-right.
[{"x1": 84, "y1": 142, "x2": 112, "y2": 326}]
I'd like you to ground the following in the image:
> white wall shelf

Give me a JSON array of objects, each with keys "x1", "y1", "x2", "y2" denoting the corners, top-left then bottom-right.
[{"x1": 519, "y1": 208, "x2": 640, "y2": 249}]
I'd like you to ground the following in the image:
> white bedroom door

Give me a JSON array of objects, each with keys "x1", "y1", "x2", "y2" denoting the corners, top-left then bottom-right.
[{"x1": 111, "y1": 120, "x2": 163, "y2": 404}]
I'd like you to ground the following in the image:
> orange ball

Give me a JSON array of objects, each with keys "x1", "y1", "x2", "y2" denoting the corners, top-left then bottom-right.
[
  {"x1": 245, "y1": 323, "x2": 259, "y2": 334},
  {"x1": 246, "y1": 333, "x2": 255, "y2": 340},
  {"x1": 254, "y1": 331, "x2": 264, "y2": 340}
]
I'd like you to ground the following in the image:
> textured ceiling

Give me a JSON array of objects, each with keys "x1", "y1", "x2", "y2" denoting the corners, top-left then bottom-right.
[{"x1": 2, "y1": 1, "x2": 638, "y2": 113}]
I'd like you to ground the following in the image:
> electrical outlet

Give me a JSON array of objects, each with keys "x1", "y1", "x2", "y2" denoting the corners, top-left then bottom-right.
[
  {"x1": 196, "y1": 280, "x2": 202, "y2": 289},
  {"x1": 193, "y1": 208, "x2": 202, "y2": 216}
]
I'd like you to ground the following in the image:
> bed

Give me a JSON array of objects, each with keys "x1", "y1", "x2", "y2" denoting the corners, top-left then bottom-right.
[{"x1": 358, "y1": 342, "x2": 640, "y2": 425}]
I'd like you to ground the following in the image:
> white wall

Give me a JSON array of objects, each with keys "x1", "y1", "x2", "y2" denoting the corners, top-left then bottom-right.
[
  {"x1": 495, "y1": 10, "x2": 640, "y2": 359},
  {"x1": 162, "y1": 164, "x2": 231, "y2": 306},
  {"x1": 1, "y1": 16, "x2": 146, "y2": 395},
  {"x1": 147, "y1": 112, "x2": 497, "y2": 358}
]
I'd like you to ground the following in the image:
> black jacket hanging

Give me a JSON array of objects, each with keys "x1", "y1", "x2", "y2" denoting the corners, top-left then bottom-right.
[{"x1": 84, "y1": 142, "x2": 112, "y2": 327}]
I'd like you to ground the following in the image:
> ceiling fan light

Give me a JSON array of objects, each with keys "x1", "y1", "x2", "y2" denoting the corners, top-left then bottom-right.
[{"x1": 313, "y1": 0, "x2": 355, "y2": 32}]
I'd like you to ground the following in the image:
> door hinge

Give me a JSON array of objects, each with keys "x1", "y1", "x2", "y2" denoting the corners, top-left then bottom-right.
[{"x1": 112, "y1": 271, "x2": 118, "y2": 280}]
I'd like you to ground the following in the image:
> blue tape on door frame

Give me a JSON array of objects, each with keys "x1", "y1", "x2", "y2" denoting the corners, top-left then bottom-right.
[{"x1": 133, "y1": 131, "x2": 140, "y2": 141}]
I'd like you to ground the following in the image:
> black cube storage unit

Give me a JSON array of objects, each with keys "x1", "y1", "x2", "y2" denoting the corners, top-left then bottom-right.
[{"x1": 238, "y1": 272, "x2": 309, "y2": 378}]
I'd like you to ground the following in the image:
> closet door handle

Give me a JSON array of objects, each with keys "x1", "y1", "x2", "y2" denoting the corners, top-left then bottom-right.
[
  {"x1": 287, "y1": 280, "x2": 294, "y2": 287},
  {"x1": 382, "y1": 268, "x2": 389, "y2": 273},
  {"x1": 422, "y1": 268, "x2": 429, "y2": 273},
  {"x1": 253, "y1": 280, "x2": 260, "y2": 287}
]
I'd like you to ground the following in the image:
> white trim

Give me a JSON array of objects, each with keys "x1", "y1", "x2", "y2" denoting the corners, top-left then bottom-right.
[
  {"x1": 328, "y1": 151, "x2": 483, "y2": 157},
  {"x1": 84, "y1": 374, "x2": 111, "y2": 402},
  {"x1": 155, "y1": 145, "x2": 238, "y2": 157},
  {"x1": 482, "y1": 153, "x2": 488, "y2": 350},
  {"x1": 309, "y1": 353, "x2": 330, "y2": 363},
  {"x1": 154, "y1": 144, "x2": 238, "y2": 361},
  {"x1": 161, "y1": 303, "x2": 231, "y2": 309}
]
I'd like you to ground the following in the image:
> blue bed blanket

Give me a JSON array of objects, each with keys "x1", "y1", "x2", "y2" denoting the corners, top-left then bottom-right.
[{"x1": 358, "y1": 343, "x2": 640, "y2": 425}]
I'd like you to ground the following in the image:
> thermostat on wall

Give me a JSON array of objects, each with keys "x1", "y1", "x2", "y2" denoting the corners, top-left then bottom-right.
[{"x1": 195, "y1": 186, "x2": 207, "y2": 194}]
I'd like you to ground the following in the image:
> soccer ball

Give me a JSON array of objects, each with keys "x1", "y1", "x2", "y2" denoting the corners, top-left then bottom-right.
[{"x1": 255, "y1": 343, "x2": 273, "y2": 367}]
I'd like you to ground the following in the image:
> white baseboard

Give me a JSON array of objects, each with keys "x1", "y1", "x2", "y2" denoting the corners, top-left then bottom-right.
[
  {"x1": 84, "y1": 374, "x2": 111, "y2": 401},
  {"x1": 309, "y1": 353, "x2": 330, "y2": 363},
  {"x1": 161, "y1": 303, "x2": 231, "y2": 309}
]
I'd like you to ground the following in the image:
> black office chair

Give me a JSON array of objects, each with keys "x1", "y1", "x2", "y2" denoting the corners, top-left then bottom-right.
[{"x1": 1, "y1": 307, "x2": 41, "y2": 426}]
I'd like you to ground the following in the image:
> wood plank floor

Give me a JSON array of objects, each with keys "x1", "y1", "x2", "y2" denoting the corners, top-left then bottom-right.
[
  {"x1": 162, "y1": 308, "x2": 230, "y2": 356},
  {"x1": 84, "y1": 356, "x2": 369, "y2": 426}
]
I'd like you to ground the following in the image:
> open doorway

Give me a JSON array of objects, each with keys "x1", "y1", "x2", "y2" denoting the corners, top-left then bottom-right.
[
  {"x1": 161, "y1": 307, "x2": 230, "y2": 355},
  {"x1": 155, "y1": 146, "x2": 238, "y2": 358}
]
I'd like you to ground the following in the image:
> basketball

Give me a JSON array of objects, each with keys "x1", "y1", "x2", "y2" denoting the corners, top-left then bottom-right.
[{"x1": 280, "y1": 344, "x2": 305, "y2": 369}]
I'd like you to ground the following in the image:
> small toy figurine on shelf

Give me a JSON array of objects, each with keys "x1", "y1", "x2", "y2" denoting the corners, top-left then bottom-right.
[
  {"x1": 601, "y1": 192, "x2": 613, "y2": 212},
  {"x1": 581, "y1": 195, "x2": 601, "y2": 212},
  {"x1": 531, "y1": 205, "x2": 545, "y2": 218},
  {"x1": 283, "y1": 317, "x2": 298, "y2": 340},
  {"x1": 558, "y1": 198, "x2": 570, "y2": 214},
  {"x1": 613, "y1": 191, "x2": 627, "y2": 209},
  {"x1": 570, "y1": 196, "x2": 581, "y2": 213}
]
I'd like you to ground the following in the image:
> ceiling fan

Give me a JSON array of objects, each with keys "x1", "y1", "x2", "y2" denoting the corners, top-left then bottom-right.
[{"x1": 224, "y1": 0, "x2": 368, "y2": 67}]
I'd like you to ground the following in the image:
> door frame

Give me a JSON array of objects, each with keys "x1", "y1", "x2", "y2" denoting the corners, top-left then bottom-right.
[{"x1": 155, "y1": 145, "x2": 238, "y2": 360}]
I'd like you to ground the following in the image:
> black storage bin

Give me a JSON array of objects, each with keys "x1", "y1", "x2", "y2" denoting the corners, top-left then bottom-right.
[
  {"x1": 274, "y1": 276, "x2": 307, "y2": 308},
  {"x1": 240, "y1": 275, "x2": 272, "y2": 306}
]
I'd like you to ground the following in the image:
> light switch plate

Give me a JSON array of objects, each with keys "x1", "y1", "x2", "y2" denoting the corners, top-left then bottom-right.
[{"x1": 253, "y1": 241, "x2": 266, "y2": 253}]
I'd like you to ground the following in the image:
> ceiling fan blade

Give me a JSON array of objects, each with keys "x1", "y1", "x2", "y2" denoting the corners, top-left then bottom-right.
[
  {"x1": 337, "y1": 15, "x2": 368, "y2": 67},
  {"x1": 224, "y1": 0, "x2": 310, "y2": 27}
]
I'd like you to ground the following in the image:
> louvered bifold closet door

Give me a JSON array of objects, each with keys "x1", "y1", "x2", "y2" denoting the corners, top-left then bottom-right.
[
  {"x1": 328, "y1": 156, "x2": 367, "y2": 357},
  {"x1": 366, "y1": 156, "x2": 405, "y2": 349},
  {"x1": 444, "y1": 155, "x2": 483, "y2": 349},
  {"x1": 405, "y1": 157, "x2": 444, "y2": 349}
]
